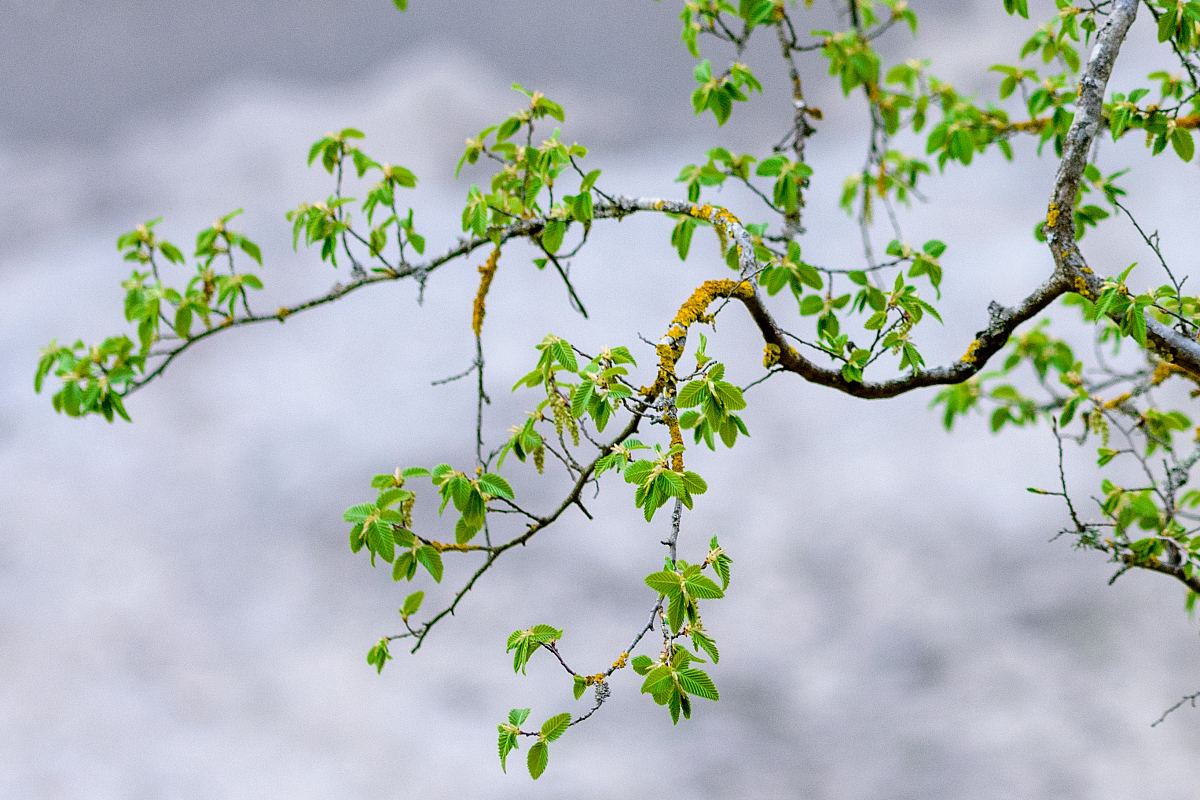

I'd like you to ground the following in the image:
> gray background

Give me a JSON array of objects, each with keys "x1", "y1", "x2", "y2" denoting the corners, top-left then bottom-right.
[{"x1": 1, "y1": 1, "x2": 1197, "y2": 797}]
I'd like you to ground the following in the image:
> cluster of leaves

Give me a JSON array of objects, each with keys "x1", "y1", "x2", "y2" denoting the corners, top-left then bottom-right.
[
  {"x1": 36, "y1": 0, "x2": 1200, "y2": 783},
  {"x1": 634, "y1": 538, "x2": 732, "y2": 722},
  {"x1": 677, "y1": 362, "x2": 750, "y2": 449},
  {"x1": 934, "y1": 320, "x2": 1078, "y2": 432},
  {"x1": 691, "y1": 59, "x2": 764, "y2": 125},
  {"x1": 1152, "y1": 0, "x2": 1200, "y2": 51},
  {"x1": 457, "y1": 85, "x2": 598, "y2": 256},
  {"x1": 35, "y1": 214, "x2": 266, "y2": 419},
  {"x1": 570, "y1": 347, "x2": 639, "y2": 432},
  {"x1": 634, "y1": 645, "x2": 720, "y2": 724},
  {"x1": 490, "y1": 539, "x2": 735, "y2": 776},
  {"x1": 817, "y1": 28, "x2": 884, "y2": 96},
  {"x1": 993, "y1": 1, "x2": 1200, "y2": 170},
  {"x1": 343, "y1": 469, "x2": 441, "y2": 581},
  {"x1": 506, "y1": 624, "x2": 563, "y2": 674},
  {"x1": 497, "y1": 708, "x2": 571, "y2": 779},
  {"x1": 645, "y1": 555, "x2": 726, "y2": 633},
  {"x1": 429, "y1": 465, "x2": 514, "y2": 543},
  {"x1": 623, "y1": 446, "x2": 709, "y2": 521},
  {"x1": 34, "y1": 337, "x2": 138, "y2": 421},
  {"x1": 677, "y1": 0, "x2": 781, "y2": 61},
  {"x1": 345, "y1": 463, "x2": 514, "y2": 556},
  {"x1": 676, "y1": 148, "x2": 813, "y2": 235},
  {"x1": 289, "y1": 127, "x2": 424, "y2": 267},
  {"x1": 757, "y1": 240, "x2": 823, "y2": 299}
]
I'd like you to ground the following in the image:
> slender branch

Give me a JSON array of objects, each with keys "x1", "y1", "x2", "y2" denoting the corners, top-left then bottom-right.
[
  {"x1": 1151, "y1": 690, "x2": 1200, "y2": 727},
  {"x1": 399, "y1": 410, "x2": 647, "y2": 653}
]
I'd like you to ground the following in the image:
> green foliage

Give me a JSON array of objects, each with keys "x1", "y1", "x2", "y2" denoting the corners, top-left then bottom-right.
[
  {"x1": 646, "y1": 559, "x2": 725, "y2": 632},
  {"x1": 506, "y1": 625, "x2": 563, "y2": 674},
  {"x1": 639, "y1": 645, "x2": 720, "y2": 724},
  {"x1": 677, "y1": 362, "x2": 750, "y2": 449},
  {"x1": 690, "y1": 59, "x2": 763, "y2": 125},
  {"x1": 366, "y1": 638, "x2": 392, "y2": 674},
  {"x1": 496, "y1": 707, "x2": 528, "y2": 773},
  {"x1": 623, "y1": 448, "x2": 708, "y2": 521},
  {"x1": 497, "y1": 707, "x2": 570, "y2": 779},
  {"x1": 35, "y1": 0, "x2": 1200, "y2": 779},
  {"x1": 571, "y1": 347, "x2": 638, "y2": 432}
]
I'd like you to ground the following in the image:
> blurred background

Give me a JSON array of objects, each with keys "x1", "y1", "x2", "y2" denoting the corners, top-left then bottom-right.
[{"x1": 1, "y1": 1, "x2": 1197, "y2": 797}]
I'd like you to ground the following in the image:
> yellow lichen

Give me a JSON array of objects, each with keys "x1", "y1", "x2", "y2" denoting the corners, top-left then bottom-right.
[
  {"x1": 714, "y1": 207, "x2": 740, "y2": 228},
  {"x1": 1005, "y1": 117, "x2": 1050, "y2": 133},
  {"x1": 1151, "y1": 361, "x2": 1178, "y2": 386},
  {"x1": 685, "y1": 203, "x2": 741, "y2": 231},
  {"x1": 671, "y1": 278, "x2": 753, "y2": 329},
  {"x1": 960, "y1": 338, "x2": 983, "y2": 364},
  {"x1": 666, "y1": 409, "x2": 685, "y2": 473},
  {"x1": 470, "y1": 246, "x2": 501, "y2": 336},
  {"x1": 640, "y1": 342, "x2": 681, "y2": 399},
  {"x1": 275, "y1": 306, "x2": 291, "y2": 320},
  {"x1": 1152, "y1": 359, "x2": 1200, "y2": 388},
  {"x1": 429, "y1": 540, "x2": 484, "y2": 553},
  {"x1": 763, "y1": 343, "x2": 781, "y2": 368},
  {"x1": 639, "y1": 278, "x2": 756, "y2": 472},
  {"x1": 640, "y1": 279, "x2": 755, "y2": 398},
  {"x1": 1046, "y1": 202, "x2": 1061, "y2": 229},
  {"x1": 1102, "y1": 391, "x2": 1132, "y2": 410},
  {"x1": 610, "y1": 651, "x2": 629, "y2": 671}
]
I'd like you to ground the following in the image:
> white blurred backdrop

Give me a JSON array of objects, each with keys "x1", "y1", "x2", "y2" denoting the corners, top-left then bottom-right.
[{"x1": 1, "y1": 2, "x2": 1197, "y2": 798}]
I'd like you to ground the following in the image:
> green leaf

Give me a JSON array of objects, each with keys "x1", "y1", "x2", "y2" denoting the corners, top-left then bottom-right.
[
  {"x1": 691, "y1": 630, "x2": 721, "y2": 663},
  {"x1": 541, "y1": 220, "x2": 566, "y2": 254},
  {"x1": 677, "y1": 379, "x2": 706, "y2": 408},
  {"x1": 527, "y1": 741, "x2": 549, "y2": 780},
  {"x1": 1158, "y1": 8, "x2": 1177, "y2": 42},
  {"x1": 401, "y1": 590, "x2": 424, "y2": 617},
  {"x1": 640, "y1": 664, "x2": 674, "y2": 695},
  {"x1": 756, "y1": 155, "x2": 787, "y2": 176},
  {"x1": 391, "y1": 551, "x2": 415, "y2": 581},
  {"x1": 623, "y1": 460, "x2": 654, "y2": 485},
  {"x1": 478, "y1": 473, "x2": 514, "y2": 500},
  {"x1": 366, "y1": 638, "x2": 392, "y2": 675},
  {"x1": 415, "y1": 546, "x2": 443, "y2": 582},
  {"x1": 540, "y1": 712, "x2": 571, "y2": 742},
  {"x1": 343, "y1": 503, "x2": 375, "y2": 523},
  {"x1": 684, "y1": 573, "x2": 724, "y2": 600},
  {"x1": 680, "y1": 471, "x2": 707, "y2": 495},
  {"x1": 1172, "y1": 127, "x2": 1195, "y2": 162},
  {"x1": 530, "y1": 624, "x2": 563, "y2": 643},
  {"x1": 238, "y1": 238, "x2": 263, "y2": 265},
  {"x1": 498, "y1": 726, "x2": 519, "y2": 773},
  {"x1": 677, "y1": 667, "x2": 720, "y2": 701},
  {"x1": 551, "y1": 338, "x2": 578, "y2": 372},
  {"x1": 645, "y1": 570, "x2": 683, "y2": 597},
  {"x1": 631, "y1": 654, "x2": 654, "y2": 675}
]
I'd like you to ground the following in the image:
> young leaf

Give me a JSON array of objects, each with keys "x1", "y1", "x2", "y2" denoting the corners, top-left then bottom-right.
[
  {"x1": 540, "y1": 712, "x2": 571, "y2": 742},
  {"x1": 527, "y1": 741, "x2": 549, "y2": 780}
]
